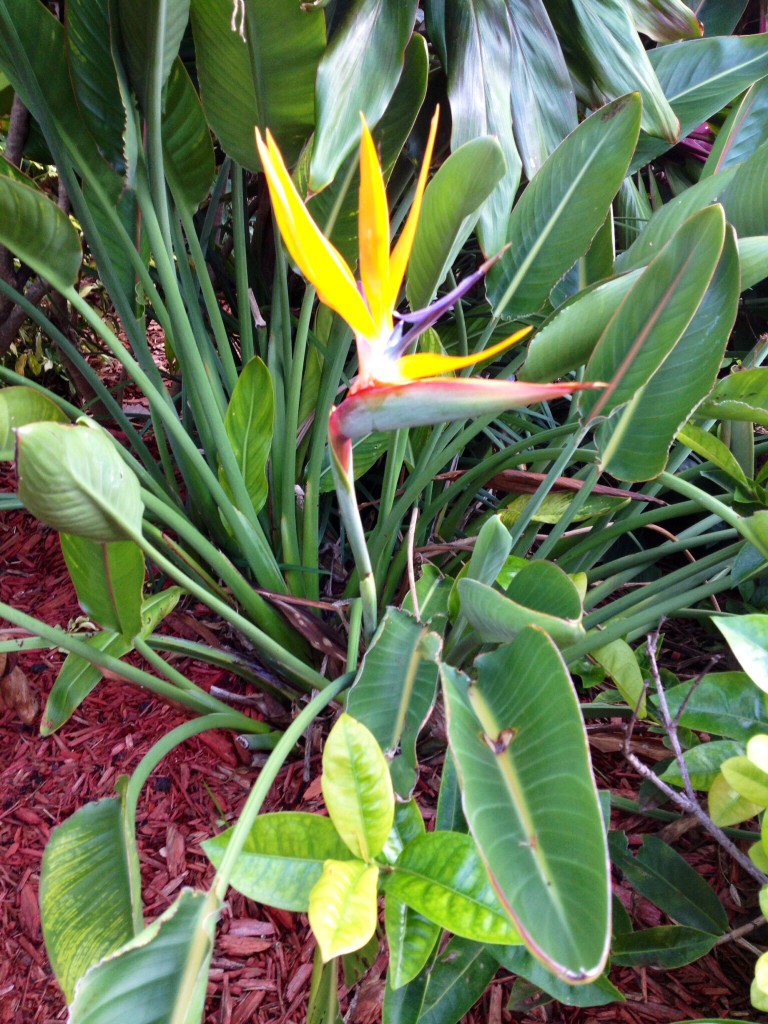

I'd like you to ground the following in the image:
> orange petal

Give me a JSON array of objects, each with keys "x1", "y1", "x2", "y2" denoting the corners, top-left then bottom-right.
[
  {"x1": 397, "y1": 325, "x2": 533, "y2": 381},
  {"x1": 255, "y1": 128, "x2": 377, "y2": 339},
  {"x1": 358, "y1": 119, "x2": 391, "y2": 334},
  {"x1": 387, "y1": 108, "x2": 439, "y2": 309}
]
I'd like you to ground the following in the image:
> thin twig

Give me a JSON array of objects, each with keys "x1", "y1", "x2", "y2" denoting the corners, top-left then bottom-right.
[{"x1": 715, "y1": 915, "x2": 766, "y2": 946}]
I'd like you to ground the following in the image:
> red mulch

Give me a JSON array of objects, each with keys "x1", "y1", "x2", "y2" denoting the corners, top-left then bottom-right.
[{"x1": 1, "y1": 503, "x2": 767, "y2": 1024}]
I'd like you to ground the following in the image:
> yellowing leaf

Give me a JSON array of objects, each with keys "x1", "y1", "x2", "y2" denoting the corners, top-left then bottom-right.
[{"x1": 308, "y1": 859, "x2": 379, "y2": 962}]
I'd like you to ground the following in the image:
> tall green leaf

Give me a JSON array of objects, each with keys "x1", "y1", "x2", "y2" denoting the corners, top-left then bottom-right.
[
  {"x1": 68, "y1": 888, "x2": 217, "y2": 1024},
  {"x1": 60, "y1": 534, "x2": 145, "y2": 638},
  {"x1": 487, "y1": 94, "x2": 641, "y2": 318},
  {"x1": 406, "y1": 137, "x2": 506, "y2": 310},
  {"x1": 310, "y1": 0, "x2": 418, "y2": 190},
  {"x1": 346, "y1": 609, "x2": 441, "y2": 798},
  {"x1": 117, "y1": 0, "x2": 190, "y2": 112},
  {"x1": 163, "y1": 58, "x2": 214, "y2": 211},
  {"x1": 385, "y1": 896, "x2": 441, "y2": 990},
  {"x1": 442, "y1": 628, "x2": 610, "y2": 980},
  {"x1": 580, "y1": 204, "x2": 725, "y2": 424},
  {"x1": 633, "y1": 33, "x2": 768, "y2": 170},
  {"x1": 596, "y1": 222, "x2": 739, "y2": 481},
  {"x1": 40, "y1": 798, "x2": 139, "y2": 1003},
  {"x1": 506, "y1": 0, "x2": 577, "y2": 178},
  {"x1": 703, "y1": 76, "x2": 768, "y2": 176},
  {"x1": 190, "y1": 0, "x2": 324, "y2": 169},
  {"x1": 0, "y1": 175, "x2": 82, "y2": 290},
  {"x1": 221, "y1": 357, "x2": 273, "y2": 514},
  {"x1": 443, "y1": 0, "x2": 521, "y2": 254}
]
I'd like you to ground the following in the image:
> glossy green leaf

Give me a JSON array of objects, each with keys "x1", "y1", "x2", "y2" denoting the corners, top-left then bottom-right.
[
  {"x1": 506, "y1": 0, "x2": 577, "y2": 178},
  {"x1": 660, "y1": 671, "x2": 768, "y2": 742},
  {"x1": 380, "y1": 801, "x2": 426, "y2": 866},
  {"x1": 708, "y1": 771, "x2": 762, "y2": 827},
  {"x1": 309, "y1": 860, "x2": 379, "y2": 963},
  {"x1": 690, "y1": 0, "x2": 748, "y2": 35},
  {"x1": 487, "y1": 94, "x2": 641, "y2": 318},
  {"x1": 385, "y1": 896, "x2": 441, "y2": 990},
  {"x1": 677, "y1": 423, "x2": 750, "y2": 490},
  {"x1": 754, "y1": 951, "x2": 768, "y2": 1013},
  {"x1": 580, "y1": 205, "x2": 725, "y2": 424},
  {"x1": 385, "y1": 831, "x2": 521, "y2": 944},
  {"x1": 41, "y1": 588, "x2": 182, "y2": 736},
  {"x1": 117, "y1": 0, "x2": 189, "y2": 113},
  {"x1": 546, "y1": 0, "x2": 677, "y2": 140},
  {"x1": 520, "y1": 270, "x2": 641, "y2": 382},
  {"x1": 596, "y1": 222, "x2": 738, "y2": 481},
  {"x1": 659, "y1": 739, "x2": 745, "y2": 791},
  {"x1": 459, "y1": 559, "x2": 584, "y2": 646},
  {"x1": 713, "y1": 615, "x2": 768, "y2": 696},
  {"x1": 163, "y1": 58, "x2": 214, "y2": 212},
  {"x1": 626, "y1": 0, "x2": 701, "y2": 40},
  {"x1": 443, "y1": 0, "x2": 521, "y2": 254},
  {"x1": 717, "y1": 139, "x2": 768, "y2": 238},
  {"x1": 319, "y1": 432, "x2": 389, "y2": 494},
  {"x1": 60, "y1": 534, "x2": 144, "y2": 638},
  {"x1": 0, "y1": 386, "x2": 68, "y2": 450},
  {"x1": 406, "y1": 137, "x2": 505, "y2": 310},
  {"x1": 442, "y1": 629, "x2": 610, "y2": 980},
  {"x1": 68, "y1": 888, "x2": 217, "y2": 1024},
  {"x1": 700, "y1": 369, "x2": 768, "y2": 428},
  {"x1": 384, "y1": 937, "x2": 498, "y2": 1024},
  {"x1": 608, "y1": 832, "x2": 727, "y2": 934},
  {"x1": 302, "y1": 33, "x2": 428, "y2": 269},
  {"x1": 491, "y1": 945, "x2": 623, "y2": 1007},
  {"x1": 592, "y1": 638, "x2": 646, "y2": 716},
  {"x1": 748, "y1": 734, "x2": 768, "y2": 774},
  {"x1": 494, "y1": 491, "x2": 626, "y2": 528},
  {"x1": 633, "y1": 34, "x2": 768, "y2": 169},
  {"x1": 66, "y1": 0, "x2": 125, "y2": 168},
  {"x1": 221, "y1": 357, "x2": 273, "y2": 514},
  {"x1": 310, "y1": 0, "x2": 418, "y2": 190},
  {"x1": 721, "y1": 755, "x2": 768, "y2": 807},
  {"x1": 16, "y1": 423, "x2": 144, "y2": 543},
  {"x1": 0, "y1": 174, "x2": 81, "y2": 290},
  {"x1": 40, "y1": 797, "x2": 138, "y2": 1002},
  {"x1": 322, "y1": 714, "x2": 395, "y2": 861},
  {"x1": 704, "y1": 77, "x2": 768, "y2": 176},
  {"x1": 611, "y1": 925, "x2": 717, "y2": 968},
  {"x1": 203, "y1": 813, "x2": 354, "y2": 912},
  {"x1": 190, "y1": 0, "x2": 324, "y2": 169},
  {"x1": 346, "y1": 609, "x2": 440, "y2": 798}
]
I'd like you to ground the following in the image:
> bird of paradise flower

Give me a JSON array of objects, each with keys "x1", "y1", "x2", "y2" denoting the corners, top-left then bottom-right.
[{"x1": 255, "y1": 110, "x2": 599, "y2": 636}]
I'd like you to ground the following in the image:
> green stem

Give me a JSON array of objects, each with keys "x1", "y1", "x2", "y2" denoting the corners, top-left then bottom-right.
[
  {"x1": 232, "y1": 165, "x2": 255, "y2": 364},
  {"x1": 211, "y1": 674, "x2": 351, "y2": 900}
]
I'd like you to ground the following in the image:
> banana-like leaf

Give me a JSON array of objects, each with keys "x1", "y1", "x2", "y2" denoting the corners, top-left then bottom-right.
[
  {"x1": 310, "y1": 0, "x2": 418, "y2": 190},
  {"x1": 632, "y1": 33, "x2": 768, "y2": 170},
  {"x1": 117, "y1": 0, "x2": 189, "y2": 113},
  {"x1": 385, "y1": 832, "x2": 521, "y2": 944},
  {"x1": 203, "y1": 812, "x2": 354, "y2": 912},
  {"x1": 0, "y1": 386, "x2": 68, "y2": 451},
  {"x1": 442, "y1": 629, "x2": 610, "y2": 980},
  {"x1": 322, "y1": 714, "x2": 395, "y2": 861},
  {"x1": 60, "y1": 534, "x2": 145, "y2": 637},
  {"x1": 40, "y1": 797, "x2": 139, "y2": 1003},
  {"x1": 406, "y1": 137, "x2": 506, "y2": 310},
  {"x1": 580, "y1": 205, "x2": 725, "y2": 424},
  {"x1": 346, "y1": 609, "x2": 441, "y2": 799},
  {"x1": 68, "y1": 888, "x2": 218, "y2": 1024},
  {"x1": 703, "y1": 76, "x2": 768, "y2": 176},
  {"x1": 545, "y1": 0, "x2": 677, "y2": 141},
  {"x1": 506, "y1": 0, "x2": 577, "y2": 178},
  {"x1": 309, "y1": 860, "x2": 380, "y2": 963},
  {"x1": 163, "y1": 58, "x2": 215, "y2": 212},
  {"x1": 190, "y1": 0, "x2": 324, "y2": 169},
  {"x1": 16, "y1": 423, "x2": 144, "y2": 543},
  {"x1": 626, "y1": 0, "x2": 702, "y2": 40},
  {"x1": 0, "y1": 174, "x2": 81, "y2": 290},
  {"x1": 66, "y1": 0, "x2": 125, "y2": 168},
  {"x1": 41, "y1": 588, "x2": 183, "y2": 735},
  {"x1": 220, "y1": 356, "x2": 273, "y2": 514},
  {"x1": 487, "y1": 94, "x2": 641, "y2": 318},
  {"x1": 597, "y1": 223, "x2": 739, "y2": 482},
  {"x1": 443, "y1": 0, "x2": 521, "y2": 254}
]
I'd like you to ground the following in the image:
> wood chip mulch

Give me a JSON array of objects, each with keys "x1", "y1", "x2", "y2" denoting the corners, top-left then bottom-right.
[{"x1": 1, "y1": 501, "x2": 767, "y2": 1024}]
